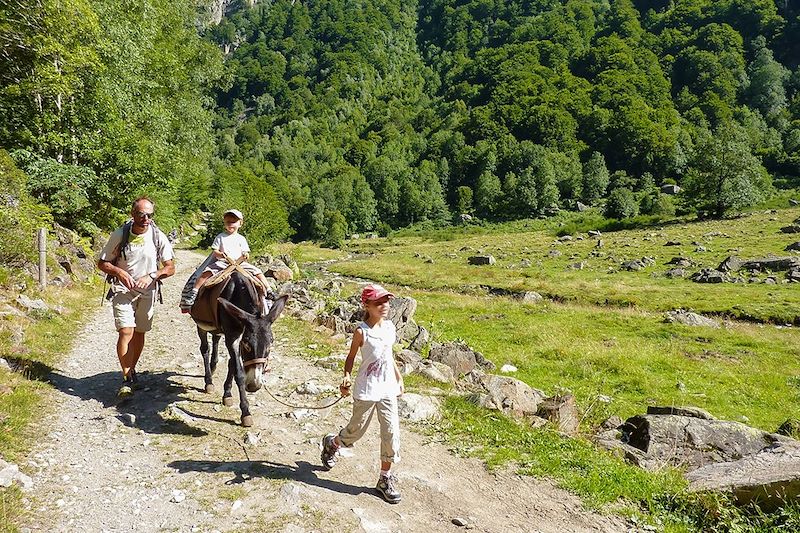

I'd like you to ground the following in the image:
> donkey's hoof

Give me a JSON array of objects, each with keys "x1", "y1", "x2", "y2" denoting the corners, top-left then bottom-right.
[
  {"x1": 204, "y1": 384, "x2": 214, "y2": 394},
  {"x1": 241, "y1": 415, "x2": 253, "y2": 427},
  {"x1": 222, "y1": 396, "x2": 235, "y2": 407}
]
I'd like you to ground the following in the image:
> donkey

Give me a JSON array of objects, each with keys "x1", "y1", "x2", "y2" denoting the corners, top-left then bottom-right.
[{"x1": 196, "y1": 271, "x2": 287, "y2": 427}]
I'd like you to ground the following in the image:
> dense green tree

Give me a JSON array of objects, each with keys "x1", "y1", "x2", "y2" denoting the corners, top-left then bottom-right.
[
  {"x1": 683, "y1": 124, "x2": 772, "y2": 217},
  {"x1": 582, "y1": 152, "x2": 610, "y2": 204},
  {"x1": 605, "y1": 187, "x2": 640, "y2": 218}
]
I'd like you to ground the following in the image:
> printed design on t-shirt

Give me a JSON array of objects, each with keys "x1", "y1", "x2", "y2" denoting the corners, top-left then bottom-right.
[
  {"x1": 128, "y1": 233, "x2": 146, "y2": 250},
  {"x1": 365, "y1": 359, "x2": 384, "y2": 378}
]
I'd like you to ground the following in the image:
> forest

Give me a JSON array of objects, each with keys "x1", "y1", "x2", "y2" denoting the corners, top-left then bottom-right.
[{"x1": 2, "y1": 0, "x2": 800, "y2": 252}]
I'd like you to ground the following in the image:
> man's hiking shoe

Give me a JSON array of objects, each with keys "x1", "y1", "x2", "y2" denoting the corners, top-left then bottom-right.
[
  {"x1": 320, "y1": 434, "x2": 338, "y2": 470},
  {"x1": 376, "y1": 473, "x2": 401, "y2": 504},
  {"x1": 128, "y1": 368, "x2": 141, "y2": 390},
  {"x1": 117, "y1": 383, "x2": 133, "y2": 399}
]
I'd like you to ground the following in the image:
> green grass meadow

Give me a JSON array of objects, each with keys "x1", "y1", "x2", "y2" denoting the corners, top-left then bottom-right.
[{"x1": 301, "y1": 207, "x2": 800, "y2": 531}]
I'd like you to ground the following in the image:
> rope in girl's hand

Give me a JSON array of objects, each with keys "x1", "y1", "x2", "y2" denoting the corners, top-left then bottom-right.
[{"x1": 263, "y1": 386, "x2": 347, "y2": 410}]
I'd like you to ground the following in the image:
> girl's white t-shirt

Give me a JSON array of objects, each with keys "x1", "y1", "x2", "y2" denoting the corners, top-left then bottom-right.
[
  {"x1": 212, "y1": 232, "x2": 250, "y2": 260},
  {"x1": 353, "y1": 320, "x2": 400, "y2": 401}
]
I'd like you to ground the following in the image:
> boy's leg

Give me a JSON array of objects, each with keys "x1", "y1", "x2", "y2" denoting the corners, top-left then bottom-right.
[{"x1": 181, "y1": 271, "x2": 211, "y2": 310}]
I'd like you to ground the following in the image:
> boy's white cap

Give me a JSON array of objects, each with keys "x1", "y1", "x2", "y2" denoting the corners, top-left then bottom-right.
[{"x1": 223, "y1": 209, "x2": 243, "y2": 220}]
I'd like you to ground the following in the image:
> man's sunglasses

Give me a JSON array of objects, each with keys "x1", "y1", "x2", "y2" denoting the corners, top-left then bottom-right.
[{"x1": 135, "y1": 211, "x2": 154, "y2": 219}]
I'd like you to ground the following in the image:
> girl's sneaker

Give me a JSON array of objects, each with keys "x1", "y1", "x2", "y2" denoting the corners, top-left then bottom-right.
[
  {"x1": 376, "y1": 473, "x2": 401, "y2": 504},
  {"x1": 320, "y1": 434, "x2": 338, "y2": 470}
]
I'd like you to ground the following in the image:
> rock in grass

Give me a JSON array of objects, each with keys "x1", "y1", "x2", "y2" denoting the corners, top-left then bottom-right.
[
  {"x1": 664, "y1": 310, "x2": 720, "y2": 328},
  {"x1": 428, "y1": 341, "x2": 495, "y2": 375},
  {"x1": 776, "y1": 419, "x2": 800, "y2": 438},
  {"x1": 468, "y1": 255, "x2": 495, "y2": 265},
  {"x1": 622, "y1": 414, "x2": 780, "y2": 471},
  {"x1": 686, "y1": 441, "x2": 800, "y2": 511},
  {"x1": 397, "y1": 393, "x2": 440, "y2": 421},
  {"x1": 786, "y1": 242, "x2": 800, "y2": 252},
  {"x1": 690, "y1": 268, "x2": 727, "y2": 283},
  {"x1": 0, "y1": 459, "x2": 33, "y2": 490},
  {"x1": 536, "y1": 394, "x2": 579, "y2": 435}
]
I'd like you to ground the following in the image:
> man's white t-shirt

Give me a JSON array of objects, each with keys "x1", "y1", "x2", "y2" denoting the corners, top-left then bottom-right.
[
  {"x1": 99, "y1": 225, "x2": 174, "y2": 294},
  {"x1": 212, "y1": 232, "x2": 250, "y2": 260}
]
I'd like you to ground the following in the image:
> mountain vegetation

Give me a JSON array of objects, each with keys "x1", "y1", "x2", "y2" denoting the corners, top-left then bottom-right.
[{"x1": 2, "y1": 0, "x2": 800, "y2": 251}]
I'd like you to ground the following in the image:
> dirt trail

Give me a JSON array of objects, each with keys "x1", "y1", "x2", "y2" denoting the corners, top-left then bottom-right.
[{"x1": 20, "y1": 249, "x2": 629, "y2": 533}]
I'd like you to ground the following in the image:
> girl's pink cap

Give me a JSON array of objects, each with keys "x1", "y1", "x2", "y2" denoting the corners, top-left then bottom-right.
[{"x1": 361, "y1": 284, "x2": 394, "y2": 304}]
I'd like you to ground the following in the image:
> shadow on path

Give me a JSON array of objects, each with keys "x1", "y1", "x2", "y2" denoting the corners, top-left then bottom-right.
[
  {"x1": 168, "y1": 459, "x2": 381, "y2": 500},
  {"x1": 46, "y1": 369, "x2": 207, "y2": 437}
]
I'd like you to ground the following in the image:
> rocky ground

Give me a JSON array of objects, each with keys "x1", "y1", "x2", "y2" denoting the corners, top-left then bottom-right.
[{"x1": 18, "y1": 249, "x2": 630, "y2": 533}]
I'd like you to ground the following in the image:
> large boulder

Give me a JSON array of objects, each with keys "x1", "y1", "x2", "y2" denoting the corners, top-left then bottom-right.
[
  {"x1": 264, "y1": 260, "x2": 294, "y2": 281},
  {"x1": 690, "y1": 269, "x2": 727, "y2": 283},
  {"x1": 397, "y1": 393, "x2": 441, "y2": 421},
  {"x1": 468, "y1": 255, "x2": 496, "y2": 265},
  {"x1": 621, "y1": 412, "x2": 781, "y2": 471},
  {"x1": 664, "y1": 310, "x2": 721, "y2": 329},
  {"x1": 395, "y1": 349, "x2": 422, "y2": 375},
  {"x1": 717, "y1": 255, "x2": 743, "y2": 272},
  {"x1": 413, "y1": 360, "x2": 455, "y2": 384},
  {"x1": 388, "y1": 296, "x2": 420, "y2": 343},
  {"x1": 740, "y1": 256, "x2": 800, "y2": 272},
  {"x1": 464, "y1": 371, "x2": 545, "y2": 418},
  {"x1": 686, "y1": 441, "x2": 800, "y2": 511},
  {"x1": 537, "y1": 394, "x2": 580, "y2": 434},
  {"x1": 428, "y1": 341, "x2": 496, "y2": 376}
]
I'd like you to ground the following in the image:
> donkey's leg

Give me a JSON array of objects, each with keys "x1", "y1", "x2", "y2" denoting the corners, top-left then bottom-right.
[
  {"x1": 223, "y1": 337, "x2": 252, "y2": 427},
  {"x1": 210, "y1": 334, "x2": 221, "y2": 375},
  {"x1": 198, "y1": 328, "x2": 214, "y2": 394},
  {"x1": 222, "y1": 345, "x2": 236, "y2": 408}
]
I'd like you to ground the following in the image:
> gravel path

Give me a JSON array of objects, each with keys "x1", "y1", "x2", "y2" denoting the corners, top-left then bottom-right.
[{"x1": 20, "y1": 249, "x2": 630, "y2": 532}]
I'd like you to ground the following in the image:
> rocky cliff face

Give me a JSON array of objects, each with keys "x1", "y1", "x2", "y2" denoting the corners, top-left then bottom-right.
[{"x1": 207, "y1": 0, "x2": 259, "y2": 25}]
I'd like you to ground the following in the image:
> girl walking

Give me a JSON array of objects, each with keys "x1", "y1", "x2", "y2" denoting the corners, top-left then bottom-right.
[{"x1": 321, "y1": 284, "x2": 404, "y2": 503}]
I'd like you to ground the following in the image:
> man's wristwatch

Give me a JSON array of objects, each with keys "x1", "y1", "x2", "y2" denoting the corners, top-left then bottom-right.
[{"x1": 149, "y1": 272, "x2": 158, "y2": 280}]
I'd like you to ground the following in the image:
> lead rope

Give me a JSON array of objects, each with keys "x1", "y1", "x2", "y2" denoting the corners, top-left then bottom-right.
[{"x1": 263, "y1": 386, "x2": 347, "y2": 410}]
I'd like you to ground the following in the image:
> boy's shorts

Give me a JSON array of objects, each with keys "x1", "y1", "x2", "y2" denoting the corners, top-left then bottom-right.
[
  {"x1": 204, "y1": 260, "x2": 263, "y2": 277},
  {"x1": 112, "y1": 290, "x2": 155, "y2": 332}
]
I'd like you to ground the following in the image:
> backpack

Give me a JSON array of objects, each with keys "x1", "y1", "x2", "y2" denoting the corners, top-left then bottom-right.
[{"x1": 104, "y1": 220, "x2": 165, "y2": 303}]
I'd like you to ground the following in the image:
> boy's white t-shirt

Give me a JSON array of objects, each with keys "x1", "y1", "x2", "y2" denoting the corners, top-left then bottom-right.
[
  {"x1": 212, "y1": 232, "x2": 250, "y2": 260},
  {"x1": 353, "y1": 320, "x2": 400, "y2": 401}
]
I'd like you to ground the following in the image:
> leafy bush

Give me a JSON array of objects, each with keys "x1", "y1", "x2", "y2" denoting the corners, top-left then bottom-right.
[
  {"x1": 0, "y1": 150, "x2": 52, "y2": 268},
  {"x1": 323, "y1": 211, "x2": 347, "y2": 249},
  {"x1": 604, "y1": 188, "x2": 639, "y2": 219}
]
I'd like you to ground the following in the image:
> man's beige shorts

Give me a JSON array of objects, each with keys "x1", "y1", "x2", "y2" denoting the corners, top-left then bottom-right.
[{"x1": 112, "y1": 290, "x2": 155, "y2": 332}]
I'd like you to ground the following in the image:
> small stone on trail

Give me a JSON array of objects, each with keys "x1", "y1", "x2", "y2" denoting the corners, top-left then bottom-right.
[
  {"x1": 452, "y1": 517, "x2": 469, "y2": 527},
  {"x1": 231, "y1": 499, "x2": 243, "y2": 513},
  {"x1": 500, "y1": 364, "x2": 517, "y2": 373},
  {"x1": 116, "y1": 413, "x2": 136, "y2": 427},
  {"x1": 170, "y1": 489, "x2": 186, "y2": 503},
  {"x1": 244, "y1": 432, "x2": 260, "y2": 445}
]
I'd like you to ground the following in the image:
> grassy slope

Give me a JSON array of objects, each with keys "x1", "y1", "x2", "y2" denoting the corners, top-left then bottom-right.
[
  {"x1": 335, "y1": 208, "x2": 800, "y2": 324},
  {"x1": 293, "y1": 209, "x2": 800, "y2": 531}
]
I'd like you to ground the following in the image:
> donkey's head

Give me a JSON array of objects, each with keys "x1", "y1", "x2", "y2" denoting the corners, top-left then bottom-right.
[{"x1": 218, "y1": 294, "x2": 288, "y2": 392}]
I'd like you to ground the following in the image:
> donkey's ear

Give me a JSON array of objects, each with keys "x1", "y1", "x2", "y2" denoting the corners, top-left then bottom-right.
[
  {"x1": 218, "y1": 297, "x2": 255, "y2": 324},
  {"x1": 265, "y1": 294, "x2": 288, "y2": 323}
]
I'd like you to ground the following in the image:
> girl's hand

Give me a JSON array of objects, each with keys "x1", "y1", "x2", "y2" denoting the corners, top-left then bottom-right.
[{"x1": 340, "y1": 373, "x2": 352, "y2": 397}]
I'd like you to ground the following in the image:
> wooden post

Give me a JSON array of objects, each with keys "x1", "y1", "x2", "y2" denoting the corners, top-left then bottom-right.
[{"x1": 38, "y1": 228, "x2": 47, "y2": 289}]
